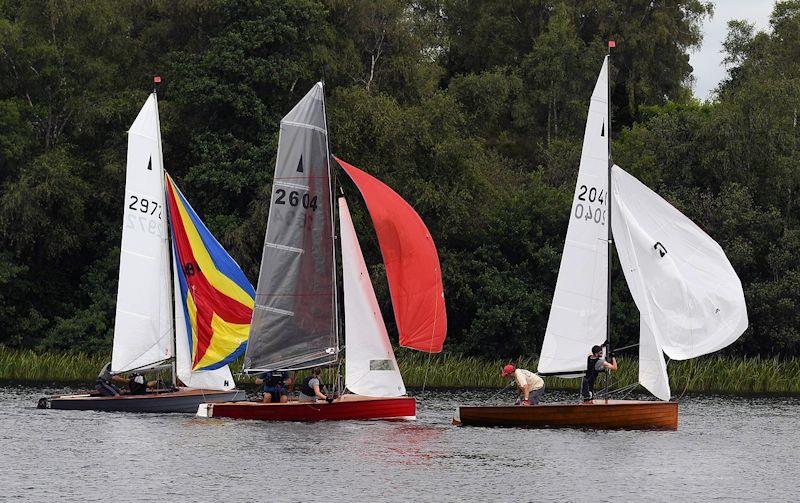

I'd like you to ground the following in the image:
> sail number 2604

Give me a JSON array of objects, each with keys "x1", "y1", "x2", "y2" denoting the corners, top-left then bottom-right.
[
  {"x1": 574, "y1": 185, "x2": 606, "y2": 225},
  {"x1": 274, "y1": 189, "x2": 318, "y2": 211}
]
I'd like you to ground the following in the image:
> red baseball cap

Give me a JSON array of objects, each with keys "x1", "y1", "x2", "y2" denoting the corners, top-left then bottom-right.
[{"x1": 501, "y1": 364, "x2": 515, "y2": 376}]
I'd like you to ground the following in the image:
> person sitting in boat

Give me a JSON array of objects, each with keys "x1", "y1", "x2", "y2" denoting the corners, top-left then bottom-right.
[
  {"x1": 255, "y1": 370, "x2": 292, "y2": 403},
  {"x1": 501, "y1": 364, "x2": 544, "y2": 405},
  {"x1": 298, "y1": 367, "x2": 334, "y2": 403},
  {"x1": 127, "y1": 373, "x2": 159, "y2": 395},
  {"x1": 580, "y1": 345, "x2": 618, "y2": 401},
  {"x1": 95, "y1": 362, "x2": 128, "y2": 397}
]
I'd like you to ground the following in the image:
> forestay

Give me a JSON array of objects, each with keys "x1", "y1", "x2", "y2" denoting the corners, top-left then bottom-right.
[
  {"x1": 611, "y1": 164, "x2": 748, "y2": 399},
  {"x1": 339, "y1": 198, "x2": 405, "y2": 397},
  {"x1": 539, "y1": 57, "x2": 610, "y2": 375},
  {"x1": 245, "y1": 83, "x2": 337, "y2": 371},
  {"x1": 112, "y1": 94, "x2": 173, "y2": 373}
]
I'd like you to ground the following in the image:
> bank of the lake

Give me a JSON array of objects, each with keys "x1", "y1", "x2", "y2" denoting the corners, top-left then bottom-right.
[{"x1": 2, "y1": 347, "x2": 798, "y2": 395}]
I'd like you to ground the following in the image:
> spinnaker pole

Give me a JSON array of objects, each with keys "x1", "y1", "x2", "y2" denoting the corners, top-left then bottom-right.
[{"x1": 604, "y1": 41, "x2": 614, "y2": 400}]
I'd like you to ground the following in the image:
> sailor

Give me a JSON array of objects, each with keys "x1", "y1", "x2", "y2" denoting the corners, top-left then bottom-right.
[
  {"x1": 95, "y1": 362, "x2": 127, "y2": 397},
  {"x1": 298, "y1": 367, "x2": 334, "y2": 403},
  {"x1": 581, "y1": 344, "x2": 618, "y2": 401},
  {"x1": 501, "y1": 364, "x2": 545, "y2": 405},
  {"x1": 127, "y1": 373, "x2": 158, "y2": 395},
  {"x1": 255, "y1": 370, "x2": 292, "y2": 403}
]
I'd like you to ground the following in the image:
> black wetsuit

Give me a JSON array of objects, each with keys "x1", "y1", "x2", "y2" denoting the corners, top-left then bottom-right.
[{"x1": 581, "y1": 356, "x2": 604, "y2": 400}]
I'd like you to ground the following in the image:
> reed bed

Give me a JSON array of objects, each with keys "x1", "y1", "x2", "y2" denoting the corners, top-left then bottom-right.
[
  {"x1": 394, "y1": 350, "x2": 800, "y2": 395},
  {"x1": 0, "y1": 347, "x2": 109, "y2": 383},
  {"x1": 2, "y1": 346, "x2": 798, "y2": 394}
]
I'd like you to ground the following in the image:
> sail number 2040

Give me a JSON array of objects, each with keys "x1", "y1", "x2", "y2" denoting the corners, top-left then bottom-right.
[
  {"x1": 574, "y1": 184, "x2": 606, "y2": 225},
  {"x1": 274, "y1": 189, "x2": 318, "y2": 211}
]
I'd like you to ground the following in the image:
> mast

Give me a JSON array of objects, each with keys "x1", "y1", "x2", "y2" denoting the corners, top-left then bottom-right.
[
  {"x1": 320, "y1": 80, "x2": 344, "y2": 397},
  {"x1": 153, "y1": 75, "x2": 177, "y2": 388},
  {"x1": 604, "y1": 41, "x2": 614, "y2": 399}
]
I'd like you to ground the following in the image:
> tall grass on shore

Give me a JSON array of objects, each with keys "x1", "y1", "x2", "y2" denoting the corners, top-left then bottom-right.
[
  {"x1": 2, "y1": 346, "x2": 799, "y2": 395},
  {"x1": 0, "y1": 347, "x2": 109, "y2": 383},
  {"x1": 394, "y1": 349, "x2": 800, "y2": 394}
]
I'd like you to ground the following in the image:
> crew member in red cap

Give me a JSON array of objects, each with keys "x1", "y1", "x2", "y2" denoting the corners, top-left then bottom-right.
[{"x1": 501, "y1": 364, "x2": 544, "y2": 405}]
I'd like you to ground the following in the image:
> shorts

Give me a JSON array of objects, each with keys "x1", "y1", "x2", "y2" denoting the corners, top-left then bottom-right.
[{"x1": 263, "y1": 385, "x2": 287, "y2": 402}]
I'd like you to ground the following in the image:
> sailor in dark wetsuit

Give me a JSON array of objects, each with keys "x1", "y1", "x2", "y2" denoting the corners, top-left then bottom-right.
[
  {"x1": 580, "y1": 345, "x2": 618, "y2": 401},
  {"x1": 255, "y1": 371, "x2": 292, "y2": 403}
]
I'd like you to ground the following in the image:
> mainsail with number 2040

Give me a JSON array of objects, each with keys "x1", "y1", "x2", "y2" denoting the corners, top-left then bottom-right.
[{"x1": 538, "y1": 56, "x2": 748, "y2": 400}]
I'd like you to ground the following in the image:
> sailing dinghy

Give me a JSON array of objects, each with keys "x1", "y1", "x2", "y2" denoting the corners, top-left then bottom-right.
[
  {"x1": 41, "y1": 89, "x2": 251, "y2": 412},
  {"x1": 199, "y1": 83, "x2": 446, "y2": 422},
  {"x1": 455, "y1": 46, "x2": 747, "y2": 430}
]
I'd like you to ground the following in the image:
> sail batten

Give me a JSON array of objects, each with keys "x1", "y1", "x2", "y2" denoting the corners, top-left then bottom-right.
[
  {"x1": 538, "y1": 56, "x2": 610, "y2": 375},
  {"x1": 244, "y1": 83, "x2": 337, "y2": 372}
]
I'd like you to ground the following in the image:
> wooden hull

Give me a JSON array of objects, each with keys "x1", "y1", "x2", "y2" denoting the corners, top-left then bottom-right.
[
  {"x1": 454, "y1": 400, "x2": 678, "y2": 430},
  {"x1": 201, "y1": 394, "x2": 416, "y2": 422},
  {"x1": 42, "y1": 388, "x2": 247, "y2": 413}
]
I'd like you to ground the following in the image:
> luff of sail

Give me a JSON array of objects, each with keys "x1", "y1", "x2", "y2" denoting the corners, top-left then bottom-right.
[
  {"x1": 112, "y1": 94, "x2": 173, "y2": 373},
  {"x1": 166, "y1": 174, "x2": 255, "y2": 390},
  {"x1": 339, "y1": 198, "x2": 405, "y2": 397},
  {"x1": 611, "y1": 164, "x2": 748, "y2": 399},
  {"x1": 538, "y1": 57, "x2": 610, "y2": 375},
  {"x1": 335, "y1": 156, "x2": 447, "y2": 353},
  {"x1": 245, "y1": 83, "x2": 337, "y2": 372}
]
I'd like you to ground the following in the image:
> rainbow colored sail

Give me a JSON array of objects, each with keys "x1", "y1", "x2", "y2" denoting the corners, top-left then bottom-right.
[{"x1": 165, "y1": 174, "x2": 255, "y2": 371}]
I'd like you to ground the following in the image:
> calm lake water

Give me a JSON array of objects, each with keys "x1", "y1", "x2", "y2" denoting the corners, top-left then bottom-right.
[{"x1": 2, "y1": 385, "x2": 797, "y2": 502}]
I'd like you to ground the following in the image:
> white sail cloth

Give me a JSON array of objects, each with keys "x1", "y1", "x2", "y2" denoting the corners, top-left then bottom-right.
[
  {"x1": 112, "y1": 94, "x2": 173, "y2": 373},
  {"x1": 339, "y1": 198, "x2": 405, "y2": 397},
  {"x1": 611, "y1": 165, "x2": 748, "y2": 399},
  {"x1": 539, "y1": 56, "x2": 610, "y2": 375}
]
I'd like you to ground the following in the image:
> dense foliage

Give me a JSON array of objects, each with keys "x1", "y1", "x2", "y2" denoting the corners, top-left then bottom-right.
[{"x1": 1, "y1": 0, "x2": 798, "y2": 358}]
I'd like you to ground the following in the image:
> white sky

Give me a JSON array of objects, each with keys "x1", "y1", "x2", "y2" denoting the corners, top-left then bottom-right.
[{"x1": 689, "y1": 0, "x2": 774, "y2": 100}]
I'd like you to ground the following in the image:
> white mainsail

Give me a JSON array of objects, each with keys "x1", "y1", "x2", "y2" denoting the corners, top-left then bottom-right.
[
  {"x1": 538, "y1": 56, "x2": 610, "y2": 374},
  {"x1": 611, "y1": 164, "x2": 748, "y2": 399},
  {"x1": 111, "y1": 94, "x2": 173, "y2": 373},
  {"x1": 339, "y1": 198, "x2": 405, "y2": 397}
]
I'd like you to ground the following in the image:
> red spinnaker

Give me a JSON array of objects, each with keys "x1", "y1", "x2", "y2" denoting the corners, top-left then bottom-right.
[{"x1": 334, "y1": 156, "x2": 446, "y2": 353}]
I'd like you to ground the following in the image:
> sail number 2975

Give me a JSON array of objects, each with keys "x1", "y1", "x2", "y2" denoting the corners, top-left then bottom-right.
[
  {"x1": 274, "y1": 189, "x2": 318, "y2": 211},
  {"x1": 574, "y1": 184, "x2": 606, "y2": 225}
]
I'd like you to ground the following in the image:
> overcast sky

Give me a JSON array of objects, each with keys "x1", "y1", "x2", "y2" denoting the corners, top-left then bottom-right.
[{"x1": 689, "y1": 1, "x2": 774, "y2": 100}]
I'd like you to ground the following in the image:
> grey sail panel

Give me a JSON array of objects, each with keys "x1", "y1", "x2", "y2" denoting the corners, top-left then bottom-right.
[{"x1": 244, "y1": 83, "x2": 337, "y2": 371}]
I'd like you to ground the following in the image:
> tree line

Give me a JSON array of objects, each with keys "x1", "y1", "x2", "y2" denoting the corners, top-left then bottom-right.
[{"x1": 1, "y1": 0, "x2": 798, "y2": 359}]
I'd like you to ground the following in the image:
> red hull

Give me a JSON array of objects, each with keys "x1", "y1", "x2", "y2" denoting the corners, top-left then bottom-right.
[
  {"x1": 202, "y1": 395, "x2": 416, "y2": 422},
  {"x1": 454, "y1": 400, "x2": 678, "y2": 430}
]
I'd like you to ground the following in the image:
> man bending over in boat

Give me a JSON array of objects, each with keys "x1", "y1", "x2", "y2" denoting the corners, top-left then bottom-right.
[
  {"x1": 255, "y1": 371, "x2": 292, "y2": 403},
  {"x1": 96, "y1": 362, "x2": 128, "y2": 397},
  {"x1": 580, "y1": 345, "x2": 618, "y2": 401},
  {"x1": 298, "y1": 367, "x2": 334, "y2": 403},
  {"x1": 501, "y1": 364, "x2": 545, "y2": 405}
]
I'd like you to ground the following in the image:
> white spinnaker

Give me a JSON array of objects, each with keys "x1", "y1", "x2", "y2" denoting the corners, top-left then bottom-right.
[
  {"x1": 112, "y1": 94, "x2": 173, "y2": 373},
  {"x1": 611, "y1": 164, "x2": 748, "y2": 399},
  {"x1": 539, "y1": 57, "x2": 610, "y2": 375},
  {"x1": 172, "y1": 251, "x2": 235, "y2": 391},
  {"x1": 339, "y1": 198, "x2": 405, "y2": 397}
]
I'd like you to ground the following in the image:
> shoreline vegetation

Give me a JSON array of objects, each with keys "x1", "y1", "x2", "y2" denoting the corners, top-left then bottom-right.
[{"x1": 2, "y1": 347, "x2": 799, "y2": 395}]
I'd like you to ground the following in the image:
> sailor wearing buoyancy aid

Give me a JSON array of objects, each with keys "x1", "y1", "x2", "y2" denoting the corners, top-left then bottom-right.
[
  {"x1": 298, "y1": 367, "x2": 334, "y2": 403},
  {"x1": 581, "y1": 345, "x2": 618, "y2": 401}
]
